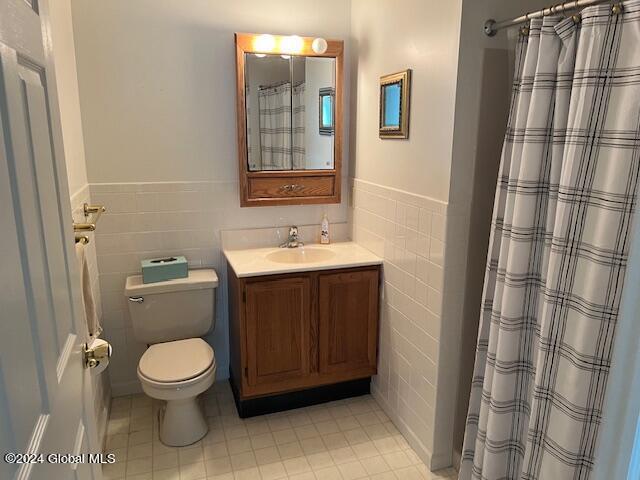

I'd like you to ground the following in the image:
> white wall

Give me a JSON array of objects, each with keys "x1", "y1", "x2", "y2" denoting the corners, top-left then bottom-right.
[
  {"x1": 71, "y1": 0, "x2": 352, "y2": 395},
  {"x1": 72, "y1": 0, "x2": 351, "y2": 184},
  {"x1": 48, "y1": 0, "x2": 110, "y2": 447},
  {"x1": 349, "y1": 0, "x2": 465, "y2": 469},
  {"x1": 349, "y1": 0, "x2": 463, "y2": 201}
]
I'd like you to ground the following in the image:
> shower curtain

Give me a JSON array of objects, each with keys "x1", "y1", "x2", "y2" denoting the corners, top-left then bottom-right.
[
  {"x1": 461, "y1": 3, "x2": 640, "y2": 480},
  {"x1": 292, "y1": 83, "x2": 306, "y2": 169},
  {"x1": 259, "y1": 82, "x2": 292, "y2": 170}
]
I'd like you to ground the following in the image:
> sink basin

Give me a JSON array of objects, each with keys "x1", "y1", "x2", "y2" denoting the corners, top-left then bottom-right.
[{"x1": 266, "y1": 248, "x2": 336, "y2": 264}]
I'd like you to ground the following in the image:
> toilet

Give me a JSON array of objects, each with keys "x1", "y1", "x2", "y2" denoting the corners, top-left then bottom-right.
[{"x1": 125, "y1": 269, "x2": 219, "y2": 446}]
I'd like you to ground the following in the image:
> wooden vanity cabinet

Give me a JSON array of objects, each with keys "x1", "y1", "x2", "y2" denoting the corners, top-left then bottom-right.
[{"x1": 228, "y1": 265, "x2": 380, "y2": 415}]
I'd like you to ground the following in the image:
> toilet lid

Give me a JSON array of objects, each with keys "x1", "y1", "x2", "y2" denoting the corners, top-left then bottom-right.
[{"x1": 139, "y1": 338, "x2": 214, "y2": 383}]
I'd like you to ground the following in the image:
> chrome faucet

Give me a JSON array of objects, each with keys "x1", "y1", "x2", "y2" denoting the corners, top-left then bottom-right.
[{"x1": 280, "y1": 226, "x2": 304, "y2": 248}]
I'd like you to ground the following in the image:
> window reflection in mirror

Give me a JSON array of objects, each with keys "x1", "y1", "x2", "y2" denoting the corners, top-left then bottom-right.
[
  {"x1": 245, "y1": 53, "x2": 335, "y2": 171},
  {"x1": 319, "y1": 87, "x2": 334, "y2": 136}
]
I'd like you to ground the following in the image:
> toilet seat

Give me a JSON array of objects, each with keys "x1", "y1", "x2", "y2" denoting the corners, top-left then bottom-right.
[{"x1": 138, "y1": 338, "x2": 214, "y2": 383}]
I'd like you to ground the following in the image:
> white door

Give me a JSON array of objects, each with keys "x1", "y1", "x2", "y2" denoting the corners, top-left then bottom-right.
[{"x1": 0, "y1": 0, "x2": 101, "y2": 479}]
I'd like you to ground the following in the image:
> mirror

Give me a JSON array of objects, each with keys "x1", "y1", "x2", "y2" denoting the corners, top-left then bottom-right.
[
  {"x1": 245, "y1": 54, "x2": 336, "y2": 171},
  {"x1": 235, "y1": 33, "x2": 343, "y2": 207}
]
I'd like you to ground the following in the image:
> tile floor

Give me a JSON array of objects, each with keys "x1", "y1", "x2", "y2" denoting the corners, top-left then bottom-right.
[{"x1": 102, "y1": 382, "x2": 458, "y2": 480}]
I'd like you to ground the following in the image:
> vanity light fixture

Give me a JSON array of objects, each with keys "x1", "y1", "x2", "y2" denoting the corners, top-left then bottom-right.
[
  {"x1": 312, "y1": 37, "x2": 328, "y2": 54},
  {"x1": 281, "y1": 35, "x2": 304, "y2": 54},
  {"x1": 253, "y1": 34, "x2": 276, "y2": 53}
]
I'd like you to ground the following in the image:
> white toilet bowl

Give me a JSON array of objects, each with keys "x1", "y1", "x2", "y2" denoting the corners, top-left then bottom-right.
[{"x1": 137, "y1": 338, "x2": 216, "y2": 446}]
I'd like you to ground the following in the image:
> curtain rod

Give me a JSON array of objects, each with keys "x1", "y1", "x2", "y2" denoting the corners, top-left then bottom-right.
[{"x1": 484, "y1": 0, "x2": 618, "y2": 36}]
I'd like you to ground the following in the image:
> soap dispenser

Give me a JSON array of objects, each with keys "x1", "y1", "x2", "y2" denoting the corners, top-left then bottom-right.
[{"x1": 320, "y1": 212, "x2": 330, "y2": 244}]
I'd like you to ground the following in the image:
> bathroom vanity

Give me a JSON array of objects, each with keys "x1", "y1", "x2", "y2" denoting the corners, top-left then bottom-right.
[{"x1": 224, "y1": 242, "x2": 381, "y2": 417}]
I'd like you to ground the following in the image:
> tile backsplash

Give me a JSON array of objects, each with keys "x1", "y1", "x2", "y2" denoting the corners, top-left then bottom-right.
[
  {"x1": 91, "y1": 181, "x2": 347, "y2": 396},
  {"x1": 351, "y1": 178, "x2": 468, "y2": 470}
]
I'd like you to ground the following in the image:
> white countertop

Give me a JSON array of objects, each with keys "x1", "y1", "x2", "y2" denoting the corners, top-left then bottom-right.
[{"x1": 223, "y1": 241, "x2": 382, "y2": 278}]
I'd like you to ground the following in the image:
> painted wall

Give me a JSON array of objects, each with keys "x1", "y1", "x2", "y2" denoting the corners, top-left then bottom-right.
[
  {"x1": 47, "y1": 0, "x2": 110, "y2": 447},
  {"x1": 71, "y1": 0, "x2": 352, "y2": 395},
  {"x1": 349, "y1": 0, "x2": 463, "y2": 201},
  {"x1": 71, "y1": 0, "x2": 351, "y2": 184}
]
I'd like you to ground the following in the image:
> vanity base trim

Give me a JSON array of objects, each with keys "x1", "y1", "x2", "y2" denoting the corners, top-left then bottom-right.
[{"x1": 229, "y1": 371, "x2": 370, "y2": 418}]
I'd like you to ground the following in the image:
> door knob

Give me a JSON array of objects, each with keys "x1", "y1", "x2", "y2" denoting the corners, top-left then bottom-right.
[{"x1": 84, "y1": 340, "x2": 112, "y2": 369}]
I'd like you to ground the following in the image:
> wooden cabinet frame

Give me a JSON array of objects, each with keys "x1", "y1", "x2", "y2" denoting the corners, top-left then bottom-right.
[
  {"x1": 228, "y1": 265, "x2": 380, "y2": 400},
  {"x1": 235, "y1": 33, "x2": 344, "y2": 207}
]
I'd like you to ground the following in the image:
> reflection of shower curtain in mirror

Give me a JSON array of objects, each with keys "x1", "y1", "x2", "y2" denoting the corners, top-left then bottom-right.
[
  {"x1": 258, "y1": 83, "x2": 292, "y2": 170},
  {"x1": 292, "y1": 83, "x2": 306, "y2": 169}
]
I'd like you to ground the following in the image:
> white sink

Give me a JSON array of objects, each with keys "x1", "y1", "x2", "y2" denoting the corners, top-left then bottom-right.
[{"x1": 266, "y1": 247, "x2": 336, "y2": 264}]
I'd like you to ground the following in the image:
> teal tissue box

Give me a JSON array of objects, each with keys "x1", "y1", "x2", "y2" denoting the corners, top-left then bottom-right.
[{"x1": 141, "y1": 256, "x2": 188, "y2": 284}]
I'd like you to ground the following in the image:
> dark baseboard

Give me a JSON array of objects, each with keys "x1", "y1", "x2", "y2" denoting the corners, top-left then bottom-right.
[{"x1": 229, "y1": 370, "x2": 371, "y2": 418}]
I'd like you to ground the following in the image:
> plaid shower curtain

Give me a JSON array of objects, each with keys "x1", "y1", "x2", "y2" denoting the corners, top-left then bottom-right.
[
  {"x1": 292, "y1": 83, "x2": 306, "y2": 169},
  {"x1": 259, "y1": 82, "x2": 292, "y2": 170},
  {"x1": 461, "y1": 3, "x2": 640, "y2": 479}
]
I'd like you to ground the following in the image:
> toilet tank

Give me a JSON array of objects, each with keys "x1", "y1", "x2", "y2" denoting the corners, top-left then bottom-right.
[{"x1": 125, "y1": 269, "x2": 218, "y2": 344}]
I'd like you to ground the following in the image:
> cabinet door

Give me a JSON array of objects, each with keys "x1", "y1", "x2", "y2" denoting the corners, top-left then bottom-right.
[
  {"x1": 245, "y1": 276, "x2": 311, "y2": 391},
  {"x1": 318, "y1": 269, "x2": 379, "y2": 377}
]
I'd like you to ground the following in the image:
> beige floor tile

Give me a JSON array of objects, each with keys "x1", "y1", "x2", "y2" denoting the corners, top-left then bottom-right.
[
  {"x1": 249, "y1": 432, "x2": 275, "y2": 450},
  {"x1": 282, "y1": 456, "x2": 311, "y2": 476},
  {"x1": 253, "y1": 446, "x2": 280, "y2": 465},
  {"x1": 125, "y1": 457, "x2": 152, "y2": 476},
  {"x1": 229, "y1": 451, "x2": 256, "y2": 471},
  {"x1": 179, "y1": 446, "x2": 205, "y2": 466},
  {"x1": 272, "y1": 428, "x2": 298, "y2": 445},
  {"x1": 351, "y1": 440, "x2": 379, "y2": 460},
  {"x1": 152, "y1": 467, "x2": 180, "y2": 480},
  {"x1": 258, "y1": 461, "x2": 287, "y2": 480},
  {"x1": 338, "y1": 460, "x2": 368, "y2": 480},
  {"x1": 178, "y1": 461, "x2": 206, "y2": 480},
  {"x1": 232, "y1": 466, "x2": 261, "y2": 480},
  {"x1": 277, "y1": 440, "x2": 303, "y2": 460},
  {"x1": 370, "y1": 472, "x2": 397, "y2": 480},
  {"x1": 294, "y1": 424, "x2": 318, "y2": 440},
  {"x1": 312, "y1": 465, "x2": 343, "y2": 480},
  {"x1": 153, "y1": 452, "x2": 179, "y2": 470},
  {"x1": 102, "y1": 462, "x2": 126, "y2": 480},
  {"x1": 127, "y1": 442, "x2": 152, "y2": 461},
  {"x1": 104, "y1": 387, "x2": 457, "y2": 480},
  {"x1": 329, "y1": 445, "x2": 357, "y2": 465},
  {"x1": 314, "y1": 419, "x2": 340, "y2": 435},
  {"x1": 300, "y1": 436, "x2": 326, "y2": 455},
  {"x1": 203, "y1": 441, "x2": 229, "y2": 460},
  {"x1": 226, "y1": 437, "x2": 252, "y2": 455},
  {"x1": 362, "y1": 455, "x2": 391, "y2": 475},
  {"x1": 125, "y1": 472, "x2": 152, "y2": 480},
  {"x1": 204, "y1": 456, "x2": 232, "y2": 476},
  {"x1": 382, "y1": 450, "x2": 412, "y2": 470},
  {"x1": 288, "y1": 472, "x2": 316, "y2": 480}
]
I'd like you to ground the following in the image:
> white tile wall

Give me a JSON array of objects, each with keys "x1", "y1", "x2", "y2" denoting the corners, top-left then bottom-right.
[
  {"x1": 91, "y1": 181, "x2": 347, "y2": 396},
  {"x1": 350, "y1": 178, "x2": 469, "y2": 470},
  {"x1": 71, "y1": 184, "x2": 111, "y2": 445}
]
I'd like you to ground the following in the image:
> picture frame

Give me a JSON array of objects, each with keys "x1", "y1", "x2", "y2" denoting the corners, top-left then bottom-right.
[
  {"x1": 379, "y1": 69, "x2": 411, "y2": 139},
  {"x1": 319, "y1": 87, "x2": 335, "y2": 136}
]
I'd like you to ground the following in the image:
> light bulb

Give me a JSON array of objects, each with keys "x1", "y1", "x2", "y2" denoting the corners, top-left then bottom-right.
[
  {"x1": 255, "y1": 53, "x2": 266, "y2": 58},
  {"x1": 254, "y1": 34, "x2": 275, "y2": 53},
  {"x1": 281, "y1": 55, "x2": 291, "y2": 59},
  {"x1": 281, "y1": 35, "x2": 304, "y2": 54},
  {"x1": 312, "y1": 37, "x2": 328, "y2": 54}
]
